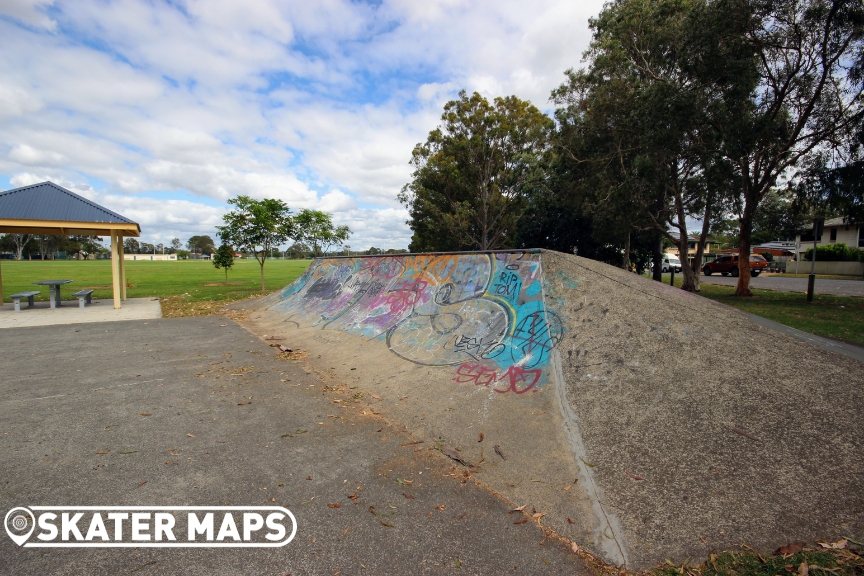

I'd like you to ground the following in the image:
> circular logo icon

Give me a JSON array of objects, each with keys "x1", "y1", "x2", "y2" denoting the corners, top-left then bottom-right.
[{"x1": 4, "y1": 507, "x2": 35, "y2": 546}]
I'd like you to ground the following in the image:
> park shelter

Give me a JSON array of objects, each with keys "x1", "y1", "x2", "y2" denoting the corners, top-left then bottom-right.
[{"x1": 0, "y1": 181, "x2": 141, "y2": 309}]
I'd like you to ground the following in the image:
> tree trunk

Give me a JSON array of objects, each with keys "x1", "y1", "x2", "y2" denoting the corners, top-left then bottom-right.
[
  {"x1": 691, "y1": 202, "x2": 713, "y2": 292},
  {"x1": 225, "y1": 268, "x2": 228, "y2": 283},
  {"x1": 735, "y1": 199, "x2": 754, "y2": 297},
  {"x1": 622, "y1": 231, "x2": 631, "y2": 270},
  {"x1": 652, "y1": 230, "x2": 663, "y2": 281},
  {"x1": 260, "y1": 259, "x2": 266, "y2": 292}
]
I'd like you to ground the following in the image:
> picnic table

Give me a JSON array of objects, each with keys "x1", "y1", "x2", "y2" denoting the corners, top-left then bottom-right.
[{"x1": 32, "y1": 280, "x2": 73, "y2": 309}]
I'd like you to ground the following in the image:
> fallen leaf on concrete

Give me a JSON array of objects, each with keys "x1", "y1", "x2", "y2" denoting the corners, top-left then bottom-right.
[
  {"x1": 509, "y1": 505, "x2": 526, "y2": 514},
  {"x1": 564, "y1": 484, "x2": 572, "y2": 491},
  {"x1": 513, "y1": 518, "x2": 528, "y2": 525},
  {"x1": 165, "y1": 461, "x2": 177, "y2": 465},
  {"x1": 328, "y1": 503, "x2": 341, "y2": 509},
  {"x1": 580, "y1": 458, "x2": 595, "y2": 467},
  {"x1": 187, "y1": 433, "x2": 196, "y2": 438},
  {"x1": 348, "y1": 493, "x2": 358, "y2": 500},
  {"x1": 139, "y1": 413, "x2": 151, "y2": 417},
  {"x1": 572, "y1": 543, "x2": 579, "y2": 553},
  {"x1": 278, "y1": 345, "x2": 293, "y2": 352},
  {"x1": 95, "y1": 450, "x2": 110, "y2": 455},
  {"x1": 443, "y1": 448, "x2": 468, "y2": 466},
  {"x1": 494, "y1": 445, "x2": 506, "y2": 460},
  {"x1": 567, "y1": 518, "x2": 575, "y2": 524},
  {"x1": 775, "y1": 542, "x2": 806, "y2": 555},
  {"x1": 434, "y1": 505, "x2": 445, "y2": 511},
  {"x1": 477, "y1": 432, "x2": 484, "y2": 442},
  {"x1": 399, "y1": 396, "x2": 408, "y2": 400},
  {"x1": 403, "y1": 493, "x2": 415, "y2": 499},
  {"x1": 401, "y1": 441, "x2": 423, "y2": 447},
  {"x1": 627, "y1": 472, "x2": 645, "y2": 481},
  {"x1": 816, "y1": 539, "x2": 848, "y2": 550},
  {"x1": 138, "y1": 481, "x2": 147, "y2": 487},
  {"x1": 380, "y1": 521, "x2": 394, "y2": 528},
  {"x1": 731, "y1": 427, "x2": 760, "y2": 441},
  {"x1": 371, "y1": 394, "x2": 381, "y2": 399},
  {"x1": 532, "y1": 513, "x2": 545, "y2": 519},
  {"x1": 238, "y1": 401, "x2": 252, "y2": 406}
]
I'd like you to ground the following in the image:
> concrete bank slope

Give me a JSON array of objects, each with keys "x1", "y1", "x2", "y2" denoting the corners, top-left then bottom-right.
[{"x1": 239, "y1": 249, "x2": 864, "y2": 570}]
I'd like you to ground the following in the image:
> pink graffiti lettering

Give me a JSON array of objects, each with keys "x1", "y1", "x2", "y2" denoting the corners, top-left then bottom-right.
[
  {"x1": 452, "y1": 364, "x2": 541, "y2": 394},
  {"x1": 386, "y1": 278, "x2": 430, "y2": 313}
]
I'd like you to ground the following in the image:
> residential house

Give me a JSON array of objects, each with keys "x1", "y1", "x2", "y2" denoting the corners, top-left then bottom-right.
[
  {"x1": 794, "y1": 217, "x2": 863, "y2": 260},
  {"x1": 666, "y1": 233, "x2": 714, "y2": 267}
]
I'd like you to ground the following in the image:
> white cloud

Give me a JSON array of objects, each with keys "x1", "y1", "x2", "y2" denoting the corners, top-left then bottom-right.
[{"x1": 0, "y1": 0, "x2": 604, "y2": 250}]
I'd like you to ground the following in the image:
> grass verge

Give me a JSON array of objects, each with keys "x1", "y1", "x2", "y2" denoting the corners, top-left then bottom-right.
[
  {"x1": 0, "y1": 258, "x2": 310, "y2": 317},
  {"x1": 651, "y1": 540, "x2": 863, "y2": 576},
  {"x1": 681, "y1": 281, "x2": 864, "y2": 346}
]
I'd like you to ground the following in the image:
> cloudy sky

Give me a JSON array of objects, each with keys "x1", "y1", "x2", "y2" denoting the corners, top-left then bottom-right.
[{"x1": 0, "y1": 0, "x2": 603, "y2": 250}]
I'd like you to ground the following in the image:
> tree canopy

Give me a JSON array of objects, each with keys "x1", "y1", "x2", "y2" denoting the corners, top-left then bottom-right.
[
  {"x1": 217, "y1": 196, "x2": 295, "y2": 291},
  {"x1": 294, "y1": 209, "x2": 351, "y2": 257},
  {"x1": 399, "y1": 90, "x2": 553, "y2": 251}
]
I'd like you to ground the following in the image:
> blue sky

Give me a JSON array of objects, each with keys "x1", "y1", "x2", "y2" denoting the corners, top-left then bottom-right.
[{"x1": 0, "y1": 0, "x2": 603, "y2": 250}]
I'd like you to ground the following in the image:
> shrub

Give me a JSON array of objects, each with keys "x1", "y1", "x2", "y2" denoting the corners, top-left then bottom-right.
[{"x1": 802, "y1": 242, "x2": 860, "y2": 261}]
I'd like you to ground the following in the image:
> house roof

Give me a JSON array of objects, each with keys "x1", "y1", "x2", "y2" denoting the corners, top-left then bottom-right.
[
  {"x1": 0, "y1": 181, "x2": 140, "y2": 236},
  {"x1": 802, "y1": 217, "x2": 855, "y2": 230}
]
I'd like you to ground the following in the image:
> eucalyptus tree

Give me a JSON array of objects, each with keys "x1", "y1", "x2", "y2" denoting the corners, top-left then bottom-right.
[{"x1": 399, "y1": 90, "x2": 554, "y2": 251}]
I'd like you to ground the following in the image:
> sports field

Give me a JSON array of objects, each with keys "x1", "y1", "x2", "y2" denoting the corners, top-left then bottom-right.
[{"x1": 0, "y1": 258, "x2": 311, "y2": 314}]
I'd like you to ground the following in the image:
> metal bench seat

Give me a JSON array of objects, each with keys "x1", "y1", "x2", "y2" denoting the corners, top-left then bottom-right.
[
  {"x1": 10, "y1": 291, "x2": 41, "y2": 312},
  {"x1": 72, "y1": 289, "x2": 95, "y2": 308}
]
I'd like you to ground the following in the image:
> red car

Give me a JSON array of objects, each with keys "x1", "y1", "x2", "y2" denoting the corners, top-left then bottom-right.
[{"x1": 703, "y1": 254, "x2": 768, "y2": 277}]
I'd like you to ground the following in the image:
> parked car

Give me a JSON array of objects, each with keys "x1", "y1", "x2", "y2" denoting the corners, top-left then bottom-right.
[
  {"x1": 652, "y1": 255, "x2": 682, "y2": 273},
  {"x1": 702, "y1": 254, "x2": 768, "y2": 277}
]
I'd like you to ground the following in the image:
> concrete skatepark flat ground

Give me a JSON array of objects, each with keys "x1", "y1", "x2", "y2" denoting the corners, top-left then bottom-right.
[{"x1": 0, "y1": 317, "x2": 586, "y2": 575}]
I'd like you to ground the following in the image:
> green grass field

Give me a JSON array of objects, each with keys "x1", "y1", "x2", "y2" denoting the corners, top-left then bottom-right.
[
  {"x1": 0, "y1": 258, "x2": 311, "y2": 306},
  {"x1": 666, "y1": 277, "x2": 864, "y2": 346}
]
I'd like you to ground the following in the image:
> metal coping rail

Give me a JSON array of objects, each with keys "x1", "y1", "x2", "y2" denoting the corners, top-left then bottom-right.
[{"x1": 314, "y1": 248, "x2": 541, "y2": 260}]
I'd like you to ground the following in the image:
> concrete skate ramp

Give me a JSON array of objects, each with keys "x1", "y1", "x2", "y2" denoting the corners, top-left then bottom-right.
[{"x1": 244, "y1": 249, "x2": 864, "y2": 570}]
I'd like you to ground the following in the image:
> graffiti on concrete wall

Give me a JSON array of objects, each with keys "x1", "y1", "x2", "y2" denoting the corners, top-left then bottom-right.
[{"x1": 270, "y1": 252, "x2": 563, "y2": 394}]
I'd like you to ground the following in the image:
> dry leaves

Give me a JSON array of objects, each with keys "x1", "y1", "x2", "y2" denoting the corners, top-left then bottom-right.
[
  {"x1": 494, "y1": 445, "x2": 506, "y2": 460},
  {"x1": 477, "y1": 432, "x2": 484, "y2": 442},
  {"x1": 513, "y1": 518, "x2": 528, "y2": 525},
  {"x1": 775, "y1": 542, "x2": 806, "y2": 556},
  {"x1": 627, "y1": 472, "x2": 645, "y2": 481},
  {"x1": 327, "y1": 503, "x2": 341, "y2": 509},
  {"x1": 443, "y1": 448, "x2": 468, "y2": 466}
]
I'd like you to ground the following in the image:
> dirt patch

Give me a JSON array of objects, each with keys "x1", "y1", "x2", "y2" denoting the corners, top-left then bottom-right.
[
  {"x1": 200, "y1": 282, "x2": 247, "y2": 286},
  {"x1": 160, "y1": 293, "x2": 266, "y2": 318}
]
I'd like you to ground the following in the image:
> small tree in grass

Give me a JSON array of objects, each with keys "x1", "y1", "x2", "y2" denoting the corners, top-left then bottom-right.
[
  {"x1": 217, "y1": 196, "x2": 295, "y2": 291},
  {"x1": 294, "y1": 209, "x2": 351, "y2": 257},
  {"x1": 212, "y1": 243, "x2": 235, "y2": 282}
]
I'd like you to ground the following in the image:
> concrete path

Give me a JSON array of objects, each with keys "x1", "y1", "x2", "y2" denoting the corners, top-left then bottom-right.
[
  {"x1": 0, "y1": 297, "x2": 162, "y2": 329},
  {"x1": 700, "y1": 273, "x2": 864, "y2": 296},
  {"x1": 0, "y1": 317, "x2": 587, "y2": 575}
]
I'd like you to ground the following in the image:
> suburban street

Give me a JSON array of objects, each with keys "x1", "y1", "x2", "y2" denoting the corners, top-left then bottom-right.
[{"x1": 698, "y1": 274, "x2": 864, "y2": 297}]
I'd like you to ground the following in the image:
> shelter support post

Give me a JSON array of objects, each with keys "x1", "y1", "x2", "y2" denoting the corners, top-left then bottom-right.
[
  {"x1": 0, "y1": 258, "x2": 3, "y2": 305},
  {"x1": 118, "y1": 236, "x2": 127, "y2": 300},
  {"x1": 111, "y1": 232, "x2": 122, "y2": 309}
]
